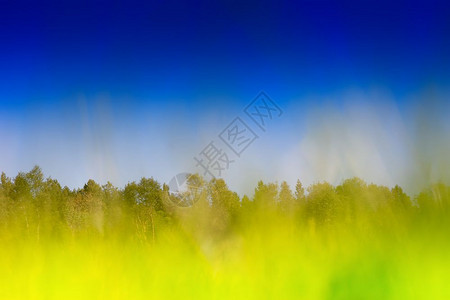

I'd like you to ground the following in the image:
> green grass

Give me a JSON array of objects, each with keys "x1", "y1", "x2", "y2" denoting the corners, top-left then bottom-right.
[
  {"x1": 1, "y1": 169, "x2": 449, "y2": 299},
  {"x1": 1, "y1": 214, "x2": 449, "y2": 299}
]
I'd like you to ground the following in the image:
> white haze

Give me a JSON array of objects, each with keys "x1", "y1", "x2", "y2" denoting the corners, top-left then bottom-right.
[{"x1": 0, "y1": 88, "x2": 449, "y2": 197}]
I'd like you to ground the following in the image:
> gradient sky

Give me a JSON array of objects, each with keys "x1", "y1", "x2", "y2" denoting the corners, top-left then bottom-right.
[{"x1": 1, "y1": 0, "x2": 449, "y2": 195}]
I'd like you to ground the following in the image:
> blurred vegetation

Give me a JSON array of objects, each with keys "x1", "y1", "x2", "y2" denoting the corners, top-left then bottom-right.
[{"x1": 1, "y1": 166, "x2": 449, "y2": 299}]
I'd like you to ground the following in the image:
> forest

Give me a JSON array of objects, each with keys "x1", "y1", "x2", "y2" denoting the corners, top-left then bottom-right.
[{"x1": 1, "y1": 166, "x2": 449, "y2": 299}]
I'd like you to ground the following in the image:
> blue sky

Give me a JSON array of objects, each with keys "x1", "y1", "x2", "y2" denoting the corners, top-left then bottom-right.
[{"x1": 1, "y1": 0, "x2": 449, "y2": 194}]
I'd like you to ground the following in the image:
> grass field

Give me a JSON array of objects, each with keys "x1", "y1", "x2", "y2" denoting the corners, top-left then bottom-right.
[{"x1": 1, "y1": 170, "x2": 449, "y2": 299}]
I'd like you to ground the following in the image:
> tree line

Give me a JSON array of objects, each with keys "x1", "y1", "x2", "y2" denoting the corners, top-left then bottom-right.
[{"x1": 0, "y1": 166, "x2": 449, "y2": 241}]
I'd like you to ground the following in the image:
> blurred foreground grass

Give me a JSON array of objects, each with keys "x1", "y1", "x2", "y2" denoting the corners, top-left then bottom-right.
[{"x1": 1, "y1": 168, "x2": 449, "y2": 299}]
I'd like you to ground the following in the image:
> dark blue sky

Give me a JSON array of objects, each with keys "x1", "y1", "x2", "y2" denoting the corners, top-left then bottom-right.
[
  {"x1": 1, "y1": 0, "x2": 449, "y2": 192},
  {"x1": 2, "y1": 0, "x2": 449, "y2": 105}
]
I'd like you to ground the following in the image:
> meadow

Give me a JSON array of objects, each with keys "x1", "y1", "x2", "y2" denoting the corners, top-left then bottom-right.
[{"x1": 1, "y1": 166, "x2": 449, "y2": 299}]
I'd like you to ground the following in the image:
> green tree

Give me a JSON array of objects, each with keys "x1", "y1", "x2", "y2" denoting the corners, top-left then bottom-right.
[
  {"x1": 306, "y1": 182, "x2": 341, "y2": 225},
  {"x1": 209, "y1": 178, "x2": 240, "y2": 213},
  {"x1": 254, "y1": 180, "x2": 278, "y2": 209},
  {"x1": 391, "y1": 185, "x2": 412, "y2": 210},
  {"x1": 123, "y1": 177, "x2": 165, "y2": 242},
  {"x1": 336, "y1": 177, "x2": 370, "y2": 221},
  {"x1": 278, "y1": 181, "x2": 295, "y2": 214},
  {"x1": 208, "y1": 178, "x2": 240, "y2": 231},
  {"x1": 65, "y1": 179, "x2": 104, "y2": 233},
  {"x1": 241, "y1": 194, "x2": 252, "y2": 211},
  {"x1": 295, "y1": 179, "x2": 306, "y2": 204},
  {"x1": 1, "y1": 172, "x2": 13, "y2": 197},
  {"x1": 25, "y1": 166, "x2": 44, "y2": 198}
]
